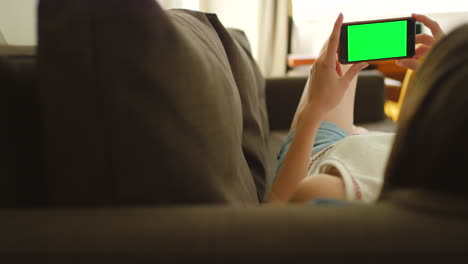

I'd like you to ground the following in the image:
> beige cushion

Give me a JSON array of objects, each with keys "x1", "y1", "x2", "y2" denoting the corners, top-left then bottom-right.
[
  {"x1": 214, "y1": 24, "x2": 271, "y2": 201},
  {"x1": 38, "y1": 0, "x2": 258, "y2": 205}
]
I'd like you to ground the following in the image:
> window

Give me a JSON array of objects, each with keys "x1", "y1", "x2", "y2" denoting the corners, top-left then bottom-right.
[
  {"x1": 0, "y1": 0, "x2": 37, "y2": 45},
  {"x1": 291, "y1": 0, "x2": 468, "y2": 57},
  {"x1": 156, "y1": 0, "x2": 200, "y2": 10},
  {"x1": 293, "y1": 0, "x2": 468, "y2": 23}
]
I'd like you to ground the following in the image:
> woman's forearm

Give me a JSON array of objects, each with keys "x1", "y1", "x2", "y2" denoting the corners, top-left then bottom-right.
[
  {"x1": 266, "y1": 13, "x2": 367, "y2": 203},
  {"x1": 267, "y1": 105, "x2": 324, "y2": 203}
]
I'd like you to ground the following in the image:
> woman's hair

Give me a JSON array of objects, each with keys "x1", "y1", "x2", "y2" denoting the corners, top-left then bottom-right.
[{"x1": 382, "y1": 24, "x2": 468, "y2": 199}]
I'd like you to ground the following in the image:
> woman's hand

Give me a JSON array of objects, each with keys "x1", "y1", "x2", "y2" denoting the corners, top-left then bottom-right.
[
  {"x1": 396, "y1": 13, "x2": 445, "y2": 71},
  {"x1": 303, "y1": 13, "x2": 368, "y2": 119},
  {"x1": 267, "y1": 13, "x2": 367, "y2": 204}
]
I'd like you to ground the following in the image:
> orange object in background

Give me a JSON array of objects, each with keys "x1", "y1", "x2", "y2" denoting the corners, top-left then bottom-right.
[
  {"x1": 287, "y1": 54, "x2": 316, "y2": 67},
  {"x1": 384, "y1": 69, "x2": 416, "y2": 122}
]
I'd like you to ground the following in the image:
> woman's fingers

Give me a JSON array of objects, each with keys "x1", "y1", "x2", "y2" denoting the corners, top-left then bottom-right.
[
  {"x1": 416, "y1": 33, "x2": 436, "y2": 47},
  {"x1": 325, "y1": 13, "x2": 344, "y2": 65},
  {"x1": 396, "y1": 58, "x2": 421, "y2": 71},
  {"x1": 342, "y1": 62, "x2": 368, "y2": 85},
  {"x1": 413, "y1": 13, "x2": 444, "y2": 39},
  {"x1": 395, "y1": 44, "x2": 431, "y2": 71},
  {"x1": 394, "y1": 14, "x2": 443, "y2": 72},
  {"x1": 395, "y1": 14, "x2": 439, "y2": 72},
  {"x1": 414, "y1": 44, "x2": 432, "y2": 59},
  {"x1": 336, "y1": 59, "x2": 343, "y2": 77}
]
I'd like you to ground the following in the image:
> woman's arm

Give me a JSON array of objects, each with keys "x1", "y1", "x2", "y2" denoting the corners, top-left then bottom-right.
[
  {"x1": 267, "y1": 104, "x2": 324, "y2": 203},
  {"x1": 266, "y1": 13, "x2": 368, "y2": 203},
  {"x1": 290, "y1": 173, "x2": 346, "y2": 203}
]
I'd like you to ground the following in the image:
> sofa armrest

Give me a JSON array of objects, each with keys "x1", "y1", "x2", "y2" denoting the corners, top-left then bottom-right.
[
  {"x1": 2, "y1": 201, "x2": 468, "y2": 262},
  {"x1": 354, "y1": 70, "x2": 386, "y2": 124},
  {"x1": 265, "y1": 70, "x2": 386, "y2": 131},
  {"x1": 265, "y1": 76, "x2": 307, "y2": 131}
]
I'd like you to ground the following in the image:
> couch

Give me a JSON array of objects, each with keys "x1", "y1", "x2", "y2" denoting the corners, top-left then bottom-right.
[{"x1": 3, "y1": 0, "x2": 468, "y2": 262}]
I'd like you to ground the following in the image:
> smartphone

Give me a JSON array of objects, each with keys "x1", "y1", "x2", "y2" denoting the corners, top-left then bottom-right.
[{"x1": 338, "y1": 17, "x2": 416, "y2": 64}]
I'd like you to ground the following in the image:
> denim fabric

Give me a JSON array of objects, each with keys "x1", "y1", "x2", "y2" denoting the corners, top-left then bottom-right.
[
  {"x1": 275, "y1": 121, "x2": 349, "y2": 177},
  {"x1": 308, "y1": 198, "x2": 352, "y2": 206}
]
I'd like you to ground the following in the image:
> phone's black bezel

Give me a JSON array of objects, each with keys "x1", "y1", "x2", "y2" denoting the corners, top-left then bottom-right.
[{"x1": 338, "y1": 17, "x2": 416, "y2": 64}]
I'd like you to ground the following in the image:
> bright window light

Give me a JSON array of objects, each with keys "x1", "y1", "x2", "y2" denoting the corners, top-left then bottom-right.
[
  {"x1": 293, "y1": 0, "x2": 468, "y2": 22},
  {"x1": 181, "y1": 0, "x2": 199, "y2": 10},
  {"x1": 157, "y1": 0, "x2": 200, "y2": 10},
  {"x1": 291, "y1": 0, "x2": 468, "y2": 57}
]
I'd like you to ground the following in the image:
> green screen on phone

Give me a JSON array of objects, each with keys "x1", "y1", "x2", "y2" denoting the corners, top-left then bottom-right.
[{"x1": 347, "y1": 20, "x2": 407, "y2": 62}]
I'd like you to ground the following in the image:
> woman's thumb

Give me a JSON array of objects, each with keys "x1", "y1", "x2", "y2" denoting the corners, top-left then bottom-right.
[{"x1": 342, "y1": 62, "x2": 369, "y2": 84}]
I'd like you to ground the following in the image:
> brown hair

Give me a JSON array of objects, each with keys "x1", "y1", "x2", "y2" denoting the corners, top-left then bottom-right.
[{"x1": 382, "y1": 24, "x2": 468, "y2": 199}]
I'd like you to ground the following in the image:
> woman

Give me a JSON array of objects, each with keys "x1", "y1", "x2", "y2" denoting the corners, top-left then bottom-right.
[
  {"x1": 383, "y1": 21, "x2": 468, "y2": 199},
  {"x1": 267, "y1": 13, "x2": 447, "y2": 204}
]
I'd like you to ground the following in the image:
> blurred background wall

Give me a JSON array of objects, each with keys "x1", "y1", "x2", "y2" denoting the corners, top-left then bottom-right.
[{"x1": 3, "y1": 0, "x2": 468, "y2": 77}]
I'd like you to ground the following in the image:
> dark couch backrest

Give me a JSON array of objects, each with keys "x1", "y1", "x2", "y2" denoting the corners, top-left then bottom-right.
[{"x1": 4, "y1": 0, "x2": 274, "y2": 207}]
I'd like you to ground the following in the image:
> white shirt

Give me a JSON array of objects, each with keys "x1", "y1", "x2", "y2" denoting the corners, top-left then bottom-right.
[{"x1": 307, "y1": 133, "x2": 395, "y2": 203}]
